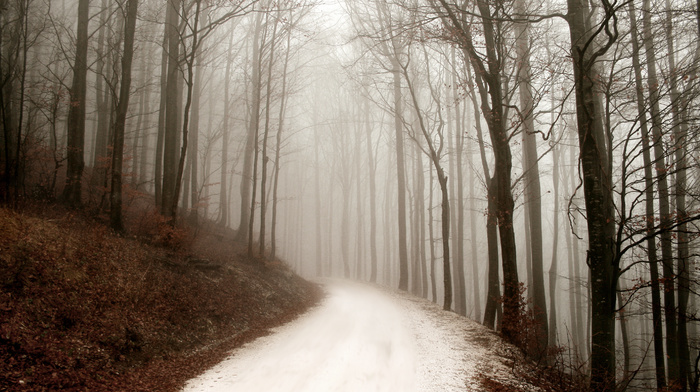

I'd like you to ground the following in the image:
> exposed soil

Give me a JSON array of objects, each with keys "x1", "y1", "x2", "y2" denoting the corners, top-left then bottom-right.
[{"x1": 0, "y1": 202, "x2": 322, "y2": 391}]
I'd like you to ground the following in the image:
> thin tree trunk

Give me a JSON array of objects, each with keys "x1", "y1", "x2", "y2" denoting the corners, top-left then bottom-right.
[
  {"x1": 271, "y1": 17, "x2": 291, "y2": 261},
  {"x1": 247, "y1": 11, "x2": 266, "y2": 256},
  {"x1": 436, "y1": 0, "x2": 519, "y2": 337},
  {"x1": 392, "y1": 58, "x2": 409, "y2": 291},
  {"x1": 466, "y1": 111, "x2": 481, "y2": 319},
  {"x1": 628, "y1": 2, "x2": 666, "y2": 385},
  {"x1": 188, "y1": 45, "x2": 203, "y2": 225},
  {"x1": 355, "y1": 110, "x2": 365, "y2": 280},
  {"x1": 131, "y1": 50, "x2": 148, "y2": 189},
  {"x1": 516, "y1": 0, "x2": 547, "y2": 353},
  {"x1": 170, "y1": 0, "x2": 201, "y2": 220},
  {"x1": 664, "y1": 0, "x2": 691, "y2": 385},
  {"x1": 259, "y1": 15, "x2": 279, "y2": 256},
  {"x1": 454, "y1": 72, "x2": 467, "y2": 316},
  {"x1": 238, "y1": 11, "x2": 263, "y2": 244},
  {"x1": 161, "y1": 0, "x2": 182, "y2": 216},
  {"x1": 411, "y1": 136, "x2": 422, "y2": 295},
  {"x1": 617, "y1": 287, "x2": 631, "y2": 384},
  {"x1": 642, "y1": 0, "x2": 679, "y2": 384},
  {"x1": 446, "y1": 79, "x2": 460, "y2": 310},
  {"x1": 154, "y1": 12, "x2": 169, "y2": 208},
  {"x1": 401, "y1": 57, "x2": 451, "y2": 310},
  {"x1": 92, "y1": 0, "x2": 110, "y2": 190},
  {"x1": 548, "y1": 129, "x2": 559, "y2": 347},
  {"x1": 428, "y1": 164, "x2": 437, "y2": 302},
  {"x1": 314, "y1": 120, "x2": 323, "y2": 275},
  {"x1": 110, "y1": 0, "x2": 138, "y2": 231},
  {"x1": 365, "y1": 98, "x2": 378, "y2": 283},
  {"x1": 219, "y1": 33, "x2": 235, "y2": 226}
]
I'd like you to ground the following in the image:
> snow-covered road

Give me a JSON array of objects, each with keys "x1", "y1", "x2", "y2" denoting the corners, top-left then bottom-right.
[{"x1": 182, "y1": 280, "x2": 535, "y2": 392}]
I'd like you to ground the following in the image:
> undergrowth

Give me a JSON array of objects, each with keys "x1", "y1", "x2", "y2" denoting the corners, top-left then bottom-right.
[
  {"x1": 0, "y1": 203, "x2": 321, "y2": 391},
  {"x1": 480, "y1": 283, "x2": 591, "y2": 392}
]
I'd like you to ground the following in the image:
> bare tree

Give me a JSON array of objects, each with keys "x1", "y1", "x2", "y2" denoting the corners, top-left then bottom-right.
[
  {"x1": 109, "y1": 0, "x2": 139, "y2": 231},
  {"x1": 62, "y1": 0, "x2": 89, "y2": 207}
]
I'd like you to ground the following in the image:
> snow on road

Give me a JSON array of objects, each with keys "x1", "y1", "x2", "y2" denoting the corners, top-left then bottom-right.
[{"x1": 182, "y1": 280, "x2": 537, "y2": 392}]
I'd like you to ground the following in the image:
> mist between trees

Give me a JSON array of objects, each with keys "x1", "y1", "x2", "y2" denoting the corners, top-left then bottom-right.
[{"x1": 1, "y1": 0, "x2": 699, "y2": 390}]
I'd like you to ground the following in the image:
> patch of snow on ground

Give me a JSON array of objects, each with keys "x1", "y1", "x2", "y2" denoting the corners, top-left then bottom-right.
[{"x1": 182, "y1": 279, "x2": 539, "y2": 392}]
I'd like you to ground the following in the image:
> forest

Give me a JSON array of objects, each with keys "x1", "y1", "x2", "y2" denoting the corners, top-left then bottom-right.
[{"x1": 1, "y1": 0, "x2": 699, "y2": 390}]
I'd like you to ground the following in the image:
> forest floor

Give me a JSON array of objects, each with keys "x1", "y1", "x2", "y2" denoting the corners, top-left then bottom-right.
[
  {"x1": 183, "y1": 279, "x2": 544, "y2": 392},
  {"x1": 0, "y1": 201, "x2": 321, "y2": 391}
]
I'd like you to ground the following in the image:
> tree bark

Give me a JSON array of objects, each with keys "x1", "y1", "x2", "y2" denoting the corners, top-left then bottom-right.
[
  {"x1": 435, "y1": 0, "x2": 519, "y2": 338},
  {"x1": 62, "y1": 0, "x2": 90, "y2": 207},
  {"x1": 641, "y1": 0, "x2": 679, "y2": 384},
  {"x1": 365, "y1": 98, "x2": 378, "y2": 283},
  {"x1": 628, "y1": 2, "x2": 666, "y2": 386},
  {"x1": 247, "y1": 11, "x2": 266, "y2": 255},
  {"x1": 566, "y1": 0, "x2": 618, "y2": 387},
  {"x1": 259, "y1": 14, "x2": 280, "y2": 256},
  {"x1": 236, "y1": 11, "x2": 263, "y2": 243},
  {"x1": 91, "y1": 0, "x2": 110, "y2": 191},
  {"x1": 664, "y1": 0, "x2": 691, "y2": 386},
  {"x1": 170, "y1": 0, "x2": 202, "y2": 220},
  {"x1": 392, "y1": 58, "x2": 409, "y2": 291},
  {"x1": 161, "y1": 0, "x2": 182, "y2": 216},
  {"x1": 515, "y1": 0, "x2": 547, "y2": 353},
  {"x1": 110, "y1": 0, "x2": 138, "y2": 232}
]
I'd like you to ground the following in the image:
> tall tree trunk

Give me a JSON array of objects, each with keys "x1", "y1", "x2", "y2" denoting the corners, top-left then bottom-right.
[
  {"x1": 664, "y1": 0, "x2": 691, "y2": 386},
  {"x1": 131, "y1": 45, "x2": 149, "y2": 189},
  {"x1": 154, "y1": 11, "x2": 169, "y2": 207},
  {"x1": 447, "y1": 55, "x2": 466, "y2": 314},
  {"x1": 271, "y1": 19, "x2": 291, "y2": 261},
  {"x1": 566, "y1": 0, "x2": 618, "y2": 387},
  {"x1": 259, "y1": 15, "x2": 279, "y2": 255},
  {"x1": 392, "y1": 58, "x2": 409, "y2": 291},
  {"x1": 91, "y1": 0, "x2": 110, "y2": 190},
  {"x1": 467, "y1": 65, "x2": 499, "y2": 329},
  {"x1": 110, "y1": 0, "x2": 138, "y2": 231},
  {"x1": 436, "y1": 0, "x2": 519, "y2": 337},
  {"x1": 628, "y1": 2, "x2": 666, "y2": 386},
  {"x1": 516, "y1": 0, "x2": 547, "y2": 354},
  {"x1": 446, "y1": 80, "x2": 460, "y2": 310},
  {"x1": 454, "y1": 78, "x2": 467, "y2": 316},
  {"x1": 365, "y1": 98, "x2": 378, "y2": 283},
  {"x1": 219, "y1": 32, "x2": 234, "y2": 226},
  {"x1": 428, "y1": 164, "x2": 437, "y2": 302},
  {"x1": 237, "y1": 12, "x2": 263, "y2": 243},
  {"x1": 313, "y1": 120, "x2": 323, "y2": 275},
  {"x1": 355, "y1": 110, "x2": 365, "y2": 280},
  {"x1": 548, "y1": 128, "x2": 559, "y2": 347},
  {"x1": 170, "y1": 0, "x2": 202, "y2": 220},
  {"x1": 247, "y1": 11, "x2": 266, "y2": 256},
  {"x1": 401, "y1": 58, "x2": 451, "y2": 310},
  {"x1": 188, "y1": 46, "x2": 203, "y2": 225},
  {"x1": 466, "y1": 108, "x2": 481, "y2": 319},
  {"x1": 411, "y1": 135, "x2": 422, "y2": 295},
  {"x1": 641, "y1": 0, "x2": 679, "y2": 384},
  {"x1": 62, "y1": 0, "x2": 90, "y2": 207},
  {"x1": 161, "y1": 0, "x2": 182, "y2": 216},
  {"x1": 569, "y1": 141, "x2": 587, "y2": 358}
]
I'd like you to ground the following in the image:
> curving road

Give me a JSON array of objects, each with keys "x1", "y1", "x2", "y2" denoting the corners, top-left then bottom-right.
[{"x1": 182, "y1": 280, "x2": 533, "y2": 392}]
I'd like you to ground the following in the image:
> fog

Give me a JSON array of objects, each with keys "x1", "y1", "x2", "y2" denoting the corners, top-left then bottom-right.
[{"x1": 2, "y1": 0, "x2": 699, "y2": 389}]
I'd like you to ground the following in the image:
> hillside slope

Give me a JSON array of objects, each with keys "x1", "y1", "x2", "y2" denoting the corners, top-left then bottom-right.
[{"x1": 0, "y1": 204, "x2": 321, "y2": 391}]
